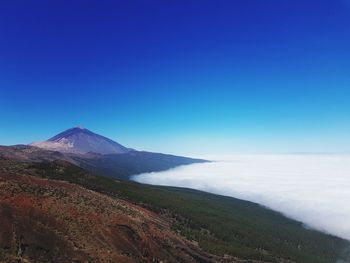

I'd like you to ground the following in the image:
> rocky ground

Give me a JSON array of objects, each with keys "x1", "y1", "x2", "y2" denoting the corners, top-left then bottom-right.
[{"x1": 0, "y1": 171, "x2": 219, "y2": 263}]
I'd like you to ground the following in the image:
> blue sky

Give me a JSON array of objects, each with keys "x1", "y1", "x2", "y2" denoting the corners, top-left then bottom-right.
[{"x1": 1, "y1": 0, "x2": 350, "y2": 155}]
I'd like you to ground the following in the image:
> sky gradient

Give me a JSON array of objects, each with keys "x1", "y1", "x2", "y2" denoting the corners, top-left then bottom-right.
[{"x1": 1, "y1": 0, "x2": 350, "y2": 155}]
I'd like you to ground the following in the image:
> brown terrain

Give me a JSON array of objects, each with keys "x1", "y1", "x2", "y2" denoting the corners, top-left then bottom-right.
[{"x1": 0, "y1": 171, "x2": 219, "y2": 263}]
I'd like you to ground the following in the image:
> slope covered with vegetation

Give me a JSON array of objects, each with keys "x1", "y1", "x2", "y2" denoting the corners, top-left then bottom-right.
[{"x1": 2, "y1": 159, "x2": 349, "y2": 263}]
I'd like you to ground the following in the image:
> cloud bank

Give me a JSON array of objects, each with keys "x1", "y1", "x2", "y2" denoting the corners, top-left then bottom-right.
[{"x1": 133, "y1": 154, "x2": 350, "y2": 240}]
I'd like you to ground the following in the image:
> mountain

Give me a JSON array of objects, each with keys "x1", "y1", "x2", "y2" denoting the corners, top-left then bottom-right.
[
  {"x1": 2, "y1": 127, "x2": 207, "y2": 180},
  {"x1": 31, "y1": 127, "x2": 131, "y2": 154}
]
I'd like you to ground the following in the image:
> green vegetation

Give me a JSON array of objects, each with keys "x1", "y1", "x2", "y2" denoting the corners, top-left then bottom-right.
[{"x1": 3, "y1": 160, "x2": 350, "y2": 263}]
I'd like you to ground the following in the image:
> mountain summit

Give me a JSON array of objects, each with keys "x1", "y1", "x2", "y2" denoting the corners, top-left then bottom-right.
[{"x1": 31, "y1": 127, "x2": 130, "y2": 154}]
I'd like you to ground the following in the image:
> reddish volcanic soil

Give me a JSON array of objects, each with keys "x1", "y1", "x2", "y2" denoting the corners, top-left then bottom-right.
[{"x1": 0, "y1": 171, "x2": 216, "y2": 263}]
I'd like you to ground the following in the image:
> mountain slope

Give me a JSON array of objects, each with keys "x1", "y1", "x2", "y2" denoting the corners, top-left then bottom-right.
[
  {"x1": 31, "y1": 127, "x2": 130, "y2": 154},
  {"x1": 1, "y1": 157, "x2": 349, "y2": 263},
  {"x1": 0, "y1": 169, "x2": 220, "y2": 263}
]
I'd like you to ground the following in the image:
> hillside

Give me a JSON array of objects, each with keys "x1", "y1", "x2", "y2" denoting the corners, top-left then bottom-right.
[
  {"x1": 1, "y1": 157, "x2": 349, "y2": 262},
  {"x1": 0, "y1": 168, "x2": 218, "y2": 262}
]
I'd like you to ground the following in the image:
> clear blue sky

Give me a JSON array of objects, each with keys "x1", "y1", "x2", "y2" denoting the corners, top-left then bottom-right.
[{"x1": 1, "y1": 0, "x2": 349, "y2": 155}]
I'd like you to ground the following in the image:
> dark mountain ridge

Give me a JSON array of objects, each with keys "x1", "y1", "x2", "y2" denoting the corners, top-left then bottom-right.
[{"x1": 0, "y1": 144, "x2": 207, "y2": 180}]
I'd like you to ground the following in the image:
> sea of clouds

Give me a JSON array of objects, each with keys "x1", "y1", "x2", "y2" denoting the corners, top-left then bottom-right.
[{"x1": 132, "y1": 154, "x2": 350, "y2": 241}]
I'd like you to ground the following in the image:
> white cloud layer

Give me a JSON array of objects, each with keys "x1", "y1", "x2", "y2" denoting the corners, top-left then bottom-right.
[{"x1": 132, "y1": 154, "x2": 350, "y2": 240}]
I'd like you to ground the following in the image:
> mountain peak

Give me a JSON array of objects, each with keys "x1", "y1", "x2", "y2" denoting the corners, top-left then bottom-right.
[
  {"x1": 31, "y1": 127, "x2": 131, "y2": 154},
  {"x1": 48, "y1": 127, "x2": 93, "y2": 141}
]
